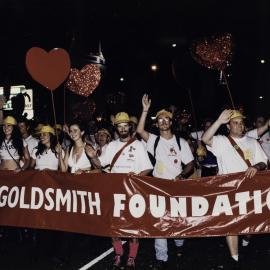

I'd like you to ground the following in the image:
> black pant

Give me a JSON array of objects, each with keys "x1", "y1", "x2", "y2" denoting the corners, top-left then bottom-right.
[{"x1": 201, "y1": 166, "x2": 218, "y2": 177}]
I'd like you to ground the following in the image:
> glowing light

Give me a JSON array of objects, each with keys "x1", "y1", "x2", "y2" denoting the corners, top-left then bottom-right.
[
  {"x1": 260, "y1": 59, "x2": 266, "y2": 64},
  {"x1": 151, "y1": 65, "x2": 158, "y2": 71},
  {"x1": 120, "y1": 77, "x2": 124, "y2": 82},
  {"x1": 259, "y1": 96, "x2": 263, "y2": 99},
  {"x1": 172, "y1": 43, "x2": 177, "y2": 47}
]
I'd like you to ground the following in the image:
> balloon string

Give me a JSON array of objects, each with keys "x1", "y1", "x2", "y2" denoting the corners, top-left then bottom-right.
[
  {"x1": 50, "y1": 91, "x2": 59, "y2": 144},
  {"x1": 222, "y1": 70, "x2": 235, "y2": 109},
  {"x1": 171, "y1": 61, "x2": 199, "y2": 143},
  {"x1": 187, "y1": 88, "x2": 199, "y2": 143},
  {"x1": 63, "y1": 84, "x2": 66, "y2": 124}
]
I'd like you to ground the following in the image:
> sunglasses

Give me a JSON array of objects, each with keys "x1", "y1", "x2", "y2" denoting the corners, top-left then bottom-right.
[{"x1": 157, "y1": 117, "x2": 170, "y2": 123}]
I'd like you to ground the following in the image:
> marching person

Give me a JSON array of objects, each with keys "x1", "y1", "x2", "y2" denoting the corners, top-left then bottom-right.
[
  {"x1": 86, "y1": 112, "x2": 153, "y2": 270},
  {"x1": 0, "y1": 116, "x2": 30, "y2": 172},
  {"x1": 60, "y1": 121, "x2": 99, "y2": 174},
  {"x1": 137, "y1": 94, "x2": 194, "y2": 270},
  {"x1": 18, "y1": 116, "x2": 39, "y2": 156},
  {"x1": 202, "y1": 109, "x2": 267, "y2": 269},
  {"x1": 30, "y1": 125, "x2": 64, "y2": 171},
  {"x1": 95, "y1": 128, "x2": 111, "y2": 157}
]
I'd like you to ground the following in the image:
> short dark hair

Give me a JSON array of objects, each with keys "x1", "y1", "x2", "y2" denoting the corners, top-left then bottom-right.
[{"x1": 17, "y1": 116, "x2": 29, "y2": 127}]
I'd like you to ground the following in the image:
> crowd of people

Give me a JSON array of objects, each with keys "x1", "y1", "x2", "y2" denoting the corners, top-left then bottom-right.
[{"x1": 0, "y1": 95, "x2": 269, "y2": 270}]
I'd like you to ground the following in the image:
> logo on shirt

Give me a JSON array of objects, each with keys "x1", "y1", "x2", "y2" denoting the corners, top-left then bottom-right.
[{"x1": 169, "y1": 147, "x2": 177, "y2": 156}]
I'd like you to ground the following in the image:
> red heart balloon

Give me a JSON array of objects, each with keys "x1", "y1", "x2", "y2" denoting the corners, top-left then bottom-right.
[
  {"x1": 66, "y1": 64, "x2": 101, "y2": 97},
  {"x1": 191, "y1": 33, "x2": 232, "y2": 71},
  {"x1": 26, "y1": 47, "x2": 71, "y2": 91}
]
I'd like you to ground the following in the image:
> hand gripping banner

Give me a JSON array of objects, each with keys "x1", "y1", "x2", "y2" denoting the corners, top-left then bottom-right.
[{"x1": 0, "y1": 170, "x2": 270, "y2": 238}]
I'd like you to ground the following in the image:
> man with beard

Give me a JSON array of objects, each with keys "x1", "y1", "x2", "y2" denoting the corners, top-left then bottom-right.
[
  {"x1": 86, "y1": 112, "x2": 153, "y2": 270},
  {"x1": 136, "y1": 94, "x2": 194, "y2": 270},
  {"x1": 202, "y1": 109, "x2": 267, "y2": 269}
]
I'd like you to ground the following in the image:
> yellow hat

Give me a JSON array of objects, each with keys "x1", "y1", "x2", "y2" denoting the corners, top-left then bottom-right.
[
  {"x1": 230, "y1": 110, "x2": 245, "y2": 120},
  {"x1": 97, "y1": 128, "x2": 111, "y2": 138},
  {"x1": 54, "y1": 124, "x2": 62, "y2": 130},
  {"x1": 3, "y1": 116, "x2": 17, "y2": 126},
  {"x1": 35, "y1": 124, "x2": 44, "y2": 131},
  {"x1": 129, "y1": 116, "x2": 138, "y2": 125},
  {"x1": 37, "y1": 125, "x2": 55, "y2": 135},
  {"x1": 114, "y1": 112, "x2": 130, "y2": 125},
  {"x1": 155, "y1": 109, "x2": 173, "y2": 120}
]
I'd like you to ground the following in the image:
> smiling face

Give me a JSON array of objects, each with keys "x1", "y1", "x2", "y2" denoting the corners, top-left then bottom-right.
[
  {"x1": 69, "y1": 124, "x2": 84, "y2": 142},
  {"x1": 116, "y1": 122, "x2": 131, "y2": 139},
  {"x1": 18, "y1": 122, "x2": 28, "y2": 136},
  {"x1": 97, "y1": 132, "x2": 109, "y2": 146},
  {"x1": 156, "y1": 115, "x2": 172, "y2": 131},
  {"x1": 3, "y1": 124, "x2": 14, "y2": 138},
  {"x1": 40, "y1": 132, "x2": 51, "y2": 146},
  {"x1": 227, "y1": 117, "x2": 245, "y2": 137}
]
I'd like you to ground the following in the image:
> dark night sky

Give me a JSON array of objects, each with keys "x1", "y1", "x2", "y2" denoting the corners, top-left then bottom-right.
[{"x1": 0, "y1": 0, "x2": 270, "y2": 124}]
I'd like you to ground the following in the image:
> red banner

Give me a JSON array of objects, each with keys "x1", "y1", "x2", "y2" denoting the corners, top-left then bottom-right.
[{"x1": 0, "y1": 170, "x2": 270, "y2": 238}]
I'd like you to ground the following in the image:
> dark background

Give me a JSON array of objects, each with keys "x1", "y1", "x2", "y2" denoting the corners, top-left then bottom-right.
[{"x1": 0, "y1": 0, "x2": 270, "y2": 124}]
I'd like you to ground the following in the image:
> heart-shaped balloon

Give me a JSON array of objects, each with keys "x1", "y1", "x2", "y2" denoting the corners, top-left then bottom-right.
[
  {"x1": 26, "y1": 47, "x2": 71, "y2": 91},
  {"x1": 191, "y1": 33, "x2": 233, "y2": 71},
  {"x1": 66, "y1": 64, "x2": 101, "y2": 97}
]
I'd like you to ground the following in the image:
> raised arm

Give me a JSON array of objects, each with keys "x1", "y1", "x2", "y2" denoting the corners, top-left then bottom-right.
[
  {"x1": 136, "y1": 94, "x2": 151, "y2": 142},
  {"x1": 202, "y1": 110, "x2": 232, "y2": 147},
  {"x1": 85, "y1": 144, "x2": 102, "y2": 169}
]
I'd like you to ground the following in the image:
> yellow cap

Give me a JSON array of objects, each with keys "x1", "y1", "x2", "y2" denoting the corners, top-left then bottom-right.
[
  {"x1": 230, "y1": 110, "x2": 245, "y2": 120},
  {"x1": 129, "y1": 116, "x2": 138, "y2": 125},
  {"x1": 155, "y1": 109, "x2": 173, "y2": 120},
  {"x1": 97, "y1": 128, "x2": 111, "y2": 139},
  {"x1": 3, "y1": 116, "x2": 17, "y2": 126},
  {"x1": 114, "y1": 112, "x2": 130, "y2": 125},
  {"x1": 37, "y1": 125, "x2": 55, "y2": 135},
  {"x1": 35, "y1": 124, "x2": 44, "y2": 131},
  {"x1": 54, "y1": 124, "x2": 62, "y2": 130}
]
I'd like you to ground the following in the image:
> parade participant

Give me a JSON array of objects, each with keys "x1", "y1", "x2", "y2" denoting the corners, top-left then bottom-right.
[
  {"x1": 245, "y1": 116, "x2": 270, "y2": 163},
  {"x1": 202, "y1": 109, "x2": 267, "y2": 269},
  {"x1": 137, "y1": 94, "x2": 194, "y2": 270},
  {"x1": 60, "y1": 122, "x2": 98, "y2": 174},
  {"x1": 95, "y1": 128, "x2": 111, "y2": 157},
  {"x1": 86, "y1": 112, "x2": 153, "y2": 270},
  {"x1": 18, "y1": 116, "x2": 38, "y2": 156},
  {"x1": 30, "y1": 125, "x2": 63, "y2": 171},
  {"x1": 191, "y1": 119, "x2": 218, "y2": 177},
  {"x1": 0, "y1": 116, "x2": 30, "y2": 172}
]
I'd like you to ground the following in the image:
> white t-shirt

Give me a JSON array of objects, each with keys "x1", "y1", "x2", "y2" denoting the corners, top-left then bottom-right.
[
  {"x1": 99, "y1": 139, "x2": 153, "y2": 174},
  {"x1": 0, "y1": 139, "x2": 27, "y2": 160},
  {"x1": 147, "y1": 133, "x2": 194, "y2": 179},
  {"x1": 99, "y1": 143, "x2": 108, "y2": 158},
  {"x1": 258, "y1": 132, "x2": 270, "y2": 160},
  {"x1": 31, "y1": 148, "x2": 63, "y2": 171},
  {"x1": 245, "y1": 129, "x2": 270, "y2": 160},
  {"x1": 24, "y1": 135, "x2": 39, "y2": 156},
  {"x1": 206, "y1": 135, "x2": 267, "y2": 175}
]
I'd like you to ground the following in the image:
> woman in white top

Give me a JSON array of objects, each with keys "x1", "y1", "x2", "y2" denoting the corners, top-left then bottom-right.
[
  {"x1": 30, "y1": 125, "x2": 63, "y2": 171},
  {"x1": 0, "y1": 116, "x2": 30, "y2": 172},
  {"x1": 60, "y1": 122, "x2": 100, "y2": 174}
]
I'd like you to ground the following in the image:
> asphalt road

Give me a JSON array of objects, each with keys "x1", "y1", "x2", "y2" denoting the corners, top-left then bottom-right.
[{"x1": 0, "y1": 227, "x2": 269, "y2": 270}]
